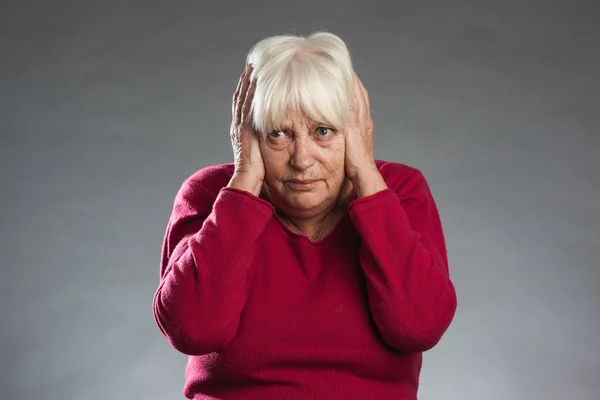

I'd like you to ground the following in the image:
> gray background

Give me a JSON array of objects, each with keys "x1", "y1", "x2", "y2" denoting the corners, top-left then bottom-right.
[{"x1": 1, "y1": 0, "x2": 599, "y2": 399}]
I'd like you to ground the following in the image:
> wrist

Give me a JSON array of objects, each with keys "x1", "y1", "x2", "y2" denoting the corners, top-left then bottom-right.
[
  {"x1": 228, "y1": 173, "x2": 263, "y2": 197},
  {"x1": 351, "y1": 167, "x2": 387, "y2": 198}
]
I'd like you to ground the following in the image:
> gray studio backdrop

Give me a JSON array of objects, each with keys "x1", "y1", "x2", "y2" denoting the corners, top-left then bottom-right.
[{"x1": 1, "y1": 0, "x2": 599, "y2": 399}]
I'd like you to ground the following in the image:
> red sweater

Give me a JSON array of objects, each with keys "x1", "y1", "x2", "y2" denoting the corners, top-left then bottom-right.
[{"x1": 153, "y1": 160, "x2": 457, "y2": 399}]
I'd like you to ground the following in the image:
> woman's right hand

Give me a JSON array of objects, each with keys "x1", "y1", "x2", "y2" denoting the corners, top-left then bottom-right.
[{"x1": 228, "y1": 64, "x2": 265, "y2": 196}]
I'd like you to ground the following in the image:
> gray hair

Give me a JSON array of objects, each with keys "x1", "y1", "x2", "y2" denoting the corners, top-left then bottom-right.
[{"x1": 246, "y1": 31, "x2": 355, "y2": 134}]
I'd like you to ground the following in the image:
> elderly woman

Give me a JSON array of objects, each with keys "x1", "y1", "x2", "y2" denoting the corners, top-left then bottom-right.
[{"x1": 153, "y1": 31, "x2": 457, "y2": 399}]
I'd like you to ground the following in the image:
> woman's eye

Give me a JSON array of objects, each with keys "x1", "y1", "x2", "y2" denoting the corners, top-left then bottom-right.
[
  {"x1": 269, "y1": 130, "x2": 285, "y2": 138},
  {"x1": 316, "y1": 127, "x2": 332, "y2": 136}
]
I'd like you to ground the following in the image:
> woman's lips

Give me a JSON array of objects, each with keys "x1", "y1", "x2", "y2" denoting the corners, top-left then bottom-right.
[{"x1": 286, "y1": 179, "x2": 319, "y2": 190}]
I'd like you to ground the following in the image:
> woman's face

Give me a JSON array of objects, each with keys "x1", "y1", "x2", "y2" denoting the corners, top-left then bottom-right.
[{"x1": 259, "y1": 110, "x2": 348, "y2": 218}]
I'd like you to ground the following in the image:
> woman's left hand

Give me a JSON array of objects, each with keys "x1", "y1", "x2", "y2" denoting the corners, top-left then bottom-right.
[{"x1": 345, "y1": 73, "x2": 387, "y2": 197}]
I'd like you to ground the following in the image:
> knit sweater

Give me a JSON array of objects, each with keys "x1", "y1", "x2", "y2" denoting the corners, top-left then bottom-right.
[{"x1": 153, "y1": 160, "x2": 457, "y2": 399}]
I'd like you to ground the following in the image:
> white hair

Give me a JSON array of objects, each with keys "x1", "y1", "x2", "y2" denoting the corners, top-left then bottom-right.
[{"x1": 246, "y1": 31, "x2": 355, "y2": 134}]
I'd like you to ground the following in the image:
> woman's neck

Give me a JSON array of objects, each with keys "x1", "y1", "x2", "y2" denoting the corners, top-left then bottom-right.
[{"x1": 276, "y1": 208, "x2": 343, "y2": 242}]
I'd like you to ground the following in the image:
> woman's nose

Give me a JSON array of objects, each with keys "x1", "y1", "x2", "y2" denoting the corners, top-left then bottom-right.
[{"x1": 290, "y1": 138, "x2": 315, "y2": 171}]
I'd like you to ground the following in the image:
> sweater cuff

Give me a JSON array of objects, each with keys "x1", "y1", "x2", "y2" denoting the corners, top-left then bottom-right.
[
  {"x1": 219, "y1": 187, "x2": 275, "y2": 219},
  {"x1": 347, "y1": 189, "x2": 410, "y2": 227},
  {"x1": 348, "y1": 188, "x2": 395, "y2": 212}
]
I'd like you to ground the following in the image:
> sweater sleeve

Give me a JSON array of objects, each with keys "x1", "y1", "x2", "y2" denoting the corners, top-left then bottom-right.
[
  {"x1": 347, "y1": 169, "x2": 457, "y2": 353},
  {"x1": 153, "y1": 178, "x2": 274, "y2": 356}
]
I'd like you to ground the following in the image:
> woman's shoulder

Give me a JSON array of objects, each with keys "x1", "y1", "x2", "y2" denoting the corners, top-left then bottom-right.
[
  {"x1": 375, "y1": 160, "x2": 424, "y2": 186},
  {"x1": 374, "y1": 160, "x2": 438, "y2": 201},
  {"x1": 185, "y1": 163, "x2": 235, "y2": 186},
  {"x1": 174, "y1": 163, "x2": 235, "y2": 205}
]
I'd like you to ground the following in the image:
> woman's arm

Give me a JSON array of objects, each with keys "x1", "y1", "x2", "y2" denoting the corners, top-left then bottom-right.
[
  {"x1": 153, "y1": 169, "x2": 274, "y2": 355},
  {"x1": 348, "y1": 167, "x2": 457, "y2": 353}
]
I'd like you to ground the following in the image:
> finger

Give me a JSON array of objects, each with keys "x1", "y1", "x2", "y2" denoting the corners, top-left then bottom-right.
[
  {"x1": 234, "y1": 65, "x2": 251, "y2": 119},
  {"x1": 360, "y1": 83, "x2": 370, "y2": 115},
  {"x1": 234, "y1": 65, "x2": 253, "y2": 121},
  {"x1": 347, "y1": 83, "x2": 361, "y2": 134},
  {"x1": 352, "y1": 73, "x2": 366, "y2": 118},
  {"x1": 233, "y1": 67, "x2": 248, "y2": 101},
  {"x1": 354, "y1": 72, "x2": 371, "y2": 115},
  {"x1": 233, "y1": 67, "x2": 248, "y2": 109},
  {"x1": 241, "y1": 78, "x2": 257, "y2": 126},
  {"x1": 232, "y1": 72, "x2": 246, "y2": 119}
]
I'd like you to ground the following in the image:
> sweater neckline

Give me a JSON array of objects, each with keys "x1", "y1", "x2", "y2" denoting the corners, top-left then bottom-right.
[
  {"x1": 260, "y1": 188, "x2": 357, "y2": 246},
  {"x1": 273, "y1": 211, "x2": 352, "y2": 246}
]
